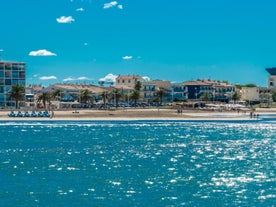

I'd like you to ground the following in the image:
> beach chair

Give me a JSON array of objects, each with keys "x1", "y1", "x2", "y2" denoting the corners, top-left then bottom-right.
[
  {"x1": 37, "y1": 111, "x2": 44, "y2": 117},
  {"x1": 8, "y1": 111, "x2": 16, "y2": 117},
  {"x1": 43, "y1": 110, "x2": 50, "y2": 117},
  {"x1": 31, "y1": 111, "x2": 37, "y2": 117},
  {"x1": 24, "y1": 111, "x2": 30, "y2": 117},
  {"x1": 16, "y1": 111, "x2": 23, "y2": 117}
]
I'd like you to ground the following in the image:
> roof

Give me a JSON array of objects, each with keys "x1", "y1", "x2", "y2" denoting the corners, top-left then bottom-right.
[
  {"x1": 46, "y1": 84, "x2": 107, "y2": 93},
  {"x1": 116, "y1": 75, "x2": 142, "y2": 80},
  {"x1": 266, "y1": 68, "x2": 276, "y2": 75}
]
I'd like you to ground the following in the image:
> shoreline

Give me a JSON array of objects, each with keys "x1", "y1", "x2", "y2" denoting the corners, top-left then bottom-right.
[{"x1": 0, "y1": 108, "x2": 272, "y2": 121}]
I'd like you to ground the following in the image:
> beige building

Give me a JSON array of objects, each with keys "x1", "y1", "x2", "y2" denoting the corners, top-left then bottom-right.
[
  {"x1": 142, "y1": 80, "x2": 171, "y2": 102},
  {"x1": 266, "y1": 68, "x2": 276, "y2": 90},
  {"x1": 116, "y1": 75, "x2": 143, "y2": 89},
  {"x1": 241, "y1": 86, "x2": 272, "y2": 105},
  {"x1": 240, "y1": 87, "x2": 260, "y2": 102}
]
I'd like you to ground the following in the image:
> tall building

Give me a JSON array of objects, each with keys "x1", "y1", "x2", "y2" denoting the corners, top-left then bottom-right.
[
  {"x1": 0, "y1": 61, "x2": 26, "y2": 108},
  {"x1": 266, "y1": 67, "x2": 276, "y2": 90}
]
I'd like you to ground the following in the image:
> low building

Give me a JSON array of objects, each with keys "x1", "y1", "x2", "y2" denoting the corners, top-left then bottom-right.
[
  {"x1": 142, "y1": 80, "x2": 171, "y2": 103},
  {"x1": 240, "y1": 86, "x2": 272, "y2": 105},
  {"x1": 171, "y1": 83, "x2": 188, "y2": 101},
  {"x1": 184, "y1": 80, "x2": 236, "y2": 102}
]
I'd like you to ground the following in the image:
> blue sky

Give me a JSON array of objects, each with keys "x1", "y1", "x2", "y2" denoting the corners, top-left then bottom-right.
[{"x1": 1, "y1": 0, "x2": 276, "y2": 86}]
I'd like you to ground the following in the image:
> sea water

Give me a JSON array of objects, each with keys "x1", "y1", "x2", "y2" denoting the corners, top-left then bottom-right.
[{"x1": 0, "y1": 120, "x2": 275, "y2": 207}]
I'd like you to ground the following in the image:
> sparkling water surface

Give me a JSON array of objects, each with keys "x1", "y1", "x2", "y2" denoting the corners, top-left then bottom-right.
[{"x1": 0, "y1": 120, "x2": 275, "y2": 206}]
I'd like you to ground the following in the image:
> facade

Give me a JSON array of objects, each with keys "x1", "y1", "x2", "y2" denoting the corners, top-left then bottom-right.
[
  {"x1": 142, "y1": 80, "x2": 172, "y2": 103},
  {"x1": 240, "y1": 87, "x2": 260, "y2": 103},
  {"x1": 171, "y1": 83, "x2": 188, "y2": 101},
  {"x1": 0, "y1": 61, "x2": 26, "y2": 108},
  {"x1": 116, "y1": 75, "x2": 143, "y2": 89},
  {"x1": 241, "y1": 86, "x2": 272, "y2": 105},
  {"x1": 266, "y1": 67, "x2": 276, "y2": 90},
  {"x1": 142, "y1": 81, "x2": 156, "y2": 101},
  {"x1": 184, "y1": 80, "x2": 236, "y2": 102}
]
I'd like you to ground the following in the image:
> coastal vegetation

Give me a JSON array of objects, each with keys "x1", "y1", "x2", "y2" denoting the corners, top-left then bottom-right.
[{"x1": 9, "y1": 84, "x2": 25, "y2": 109}]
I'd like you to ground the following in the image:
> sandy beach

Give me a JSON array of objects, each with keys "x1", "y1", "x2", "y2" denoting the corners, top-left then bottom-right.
[{"x1": 0, "y1": 108, "x2": 265, "y2": 121}]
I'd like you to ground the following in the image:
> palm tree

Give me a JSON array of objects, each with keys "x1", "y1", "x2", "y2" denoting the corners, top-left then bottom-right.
[
  {"x1": 112, "y1": 89, "x2": 123, "y2": 107},
  {"x1": 130, "y1": 90, "x2": 140, "y2": 105},
  {"x1": 52, "y1": 89, "x2": 64, "y2": 101},
  {"x1": 100, "y1": 91, "x2": 108, "y2": 106},
  {"x1": 37, "y1": 92, "x2": 52, "y2": 109},
  {"x1": 232, "y1": 92, "x2": 240, "y2": 102},
  {"x1": 79, "y1": 89, "x2": 94, "y2": 104},
  {"x1": 9, "y1": 84, "x2": 25, "y2": 109},
  {"x1": 130, "y1": 81, "x2": 142, "y2": 105},
  {"x1": 134, "y1": 80, "x2": 142, "y2": 91},
  {"x1": 155, "y1": 87, "x2": 167, "y2": 104},
  {"x1": 200, "y1": 92, "x2": 212, "y2": 101}
]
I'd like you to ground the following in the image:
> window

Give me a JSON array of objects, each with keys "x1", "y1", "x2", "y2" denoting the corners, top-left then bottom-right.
[
  {"x1": 5, "y1": 71, "x2": 11, "y2": 78},
  {"x1": 5, "y1": 79, "x2": 11, "y2": 85}
]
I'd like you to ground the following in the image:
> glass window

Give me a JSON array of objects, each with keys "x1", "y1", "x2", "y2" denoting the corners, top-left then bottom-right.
[
  {"x1": 18, "y1": 80, "x2": 25, "y2": 85},
  {"x1": 12, "y1": 80, "x2": 18, "y2": 85},
  {"x1": 5, "y1": 86, "x2": 11, "y2": 93},
  {"x1": 5, "y1": 63, "x2": 12, "y2": 70},
  {"x1": 5, "y1": 79, "x2": 11, "y2": 85},
  {"x1": 19, "y1": 71, "x2": 25, "y2": 78},
  {"x1": 12, "y1": 71, "x2": 18, "y2": 78},
  {"x1": 5, "y1": 71, "x2": 11, "y2": 78}
]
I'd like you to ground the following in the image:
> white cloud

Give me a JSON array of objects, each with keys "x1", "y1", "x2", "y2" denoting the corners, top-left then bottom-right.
[
  {"x1": 99, "y1": 73, "x2": 118, "y2": 84},
  {"x1": 29, "y1": 49, "x2": 57, "y2": 56},
  {"x1": 77, "y1": 76, "x2": 89, "y2": 80},
  {"x1": 118, "y1": 4, "x2": 123, "y2": 9},
  {"x1": 39, "y1": 76, "x2": 57, "y2": 80},
  {"x1": 76, "y1": 8, "x2": 84, "y2": 12},
  {"x1": 103, "y1": 1, "x2": 118, "y2": 9},
  {"x1": 143, "y1": 76, "x2": 151, "y2": 82},
  {"x1": 122, "y1": 56, "x2": 133, "y2": 60},
  {"x1": 56, "y1": 16, "x2": 75, "y2": 23},
  {"x1": 63, "y1": 77, "x2": 75, "y2": 82}
]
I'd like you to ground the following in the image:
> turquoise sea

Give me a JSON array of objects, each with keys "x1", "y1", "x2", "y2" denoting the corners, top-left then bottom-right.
[{"x1": 0, "y1": 119, "x2": 275, "y2": 207}]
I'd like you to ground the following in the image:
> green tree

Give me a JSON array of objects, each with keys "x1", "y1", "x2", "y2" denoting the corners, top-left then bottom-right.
[
  {"x1": 37, "y1": 92, "x2": 52, "y2": 109},
  {"x1": 200, "y1": 92, "x2": 212, "y2": 101},
  {"x1": 79, "y1": 89, "x2": 94, "y2": 104},
  {"x1": 9, "y1": 84, "x2": 25, "y2": 109},
  {"x1": 155, "y1": 87, "x2": 167, "y2": 104},
  {"x1": 272, "y1": 90, "x2": 276, "y2": 102},
  {"x1": 130, "y1": 81, "x2": 142, "y2": 104},
  {"x1": 232, "y1": 92, "x2": 240, "y2": 102},
  {"x1": 100, "y1": 91, "x2": 108, "y2": 106},
  {"x1": 112, "y1": 89, "x2": 123, "y2": 107},
  {"x1": 134, "y1": 81, "x2": 142, "y2": 91},
  {"x1": 130, "y1": 90, "x2": 140, "y2": 104},
  {"x1": 51, "y1": 89, "x2": 64, "y2": 101},
  {"x1": 245, "y1": 83, "x2": 256, "y2": 87}
]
